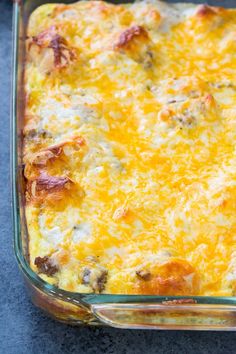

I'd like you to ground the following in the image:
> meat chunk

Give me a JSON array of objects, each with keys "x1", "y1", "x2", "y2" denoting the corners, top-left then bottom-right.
[
  {"x1": 82, "y1": 266, "x2": 108, "y2": 293},
  {"x1": 34, "y1": 256, "x2": 59, "y2": 276}
]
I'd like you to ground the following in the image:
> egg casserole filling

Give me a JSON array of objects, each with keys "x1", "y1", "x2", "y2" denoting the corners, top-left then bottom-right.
[{"x1": 24, "y1": 0, "x2": 236, "y2": 295}]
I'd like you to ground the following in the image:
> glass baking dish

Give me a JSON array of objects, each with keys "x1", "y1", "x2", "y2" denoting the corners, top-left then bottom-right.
[{"x1": 12, "y1": 0, "x2": 236, "y2": 330}]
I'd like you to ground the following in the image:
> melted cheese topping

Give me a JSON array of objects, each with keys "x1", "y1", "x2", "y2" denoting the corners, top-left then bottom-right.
[{"x1": 24, "y1": 0, "x2": 236, "y2": 296}]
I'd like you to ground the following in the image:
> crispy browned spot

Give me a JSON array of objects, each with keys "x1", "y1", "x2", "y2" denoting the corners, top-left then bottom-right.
[
  {"x1": 34, "y1": 171, "x2": 71, "y2": 192},
  {"x1": 30, "y1": 147, "x2": 62, "y2": 167},
  {"x1": 27, "y1": 171, "x2": 73, "y2": 203},
  {"x1": 114, "y1": 25, "x2": 148, "y2": 49},
  {"x1": 29, "y1": 136, "x2": 86, "y2": 166},
  {"x1": 29, "y1": 26, "x2": 76, "y2": 69},
  {"x1": 196, "y1": 4, "x2": 222, "y2": 17}
]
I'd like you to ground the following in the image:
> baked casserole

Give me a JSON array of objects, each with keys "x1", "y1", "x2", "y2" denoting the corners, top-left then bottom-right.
[{"x1": 24, "y1": 0, "x2": 236, "y2": 296}]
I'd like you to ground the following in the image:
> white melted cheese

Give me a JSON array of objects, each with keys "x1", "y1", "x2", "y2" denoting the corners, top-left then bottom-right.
[
  {"x1": 72, "y1": 222, "x2": 92, "y2": 243},
  {"x1": 39, "y1": 215, "x2": 66, "y2": 247}
]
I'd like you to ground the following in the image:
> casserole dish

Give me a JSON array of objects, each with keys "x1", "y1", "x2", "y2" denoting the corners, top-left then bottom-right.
[{"x1": 12, "y1": 0, "x2": 236, "y2": 329}]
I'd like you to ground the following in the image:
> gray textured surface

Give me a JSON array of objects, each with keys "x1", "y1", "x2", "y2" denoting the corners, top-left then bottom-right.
[{"x1": 1, "y1": 0, "x2": 236, "y2": 353}]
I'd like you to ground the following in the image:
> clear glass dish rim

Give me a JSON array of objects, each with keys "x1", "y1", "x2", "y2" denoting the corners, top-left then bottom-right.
[{"x1": 11, "y1": 0, "x2": 236, "y2": 308}]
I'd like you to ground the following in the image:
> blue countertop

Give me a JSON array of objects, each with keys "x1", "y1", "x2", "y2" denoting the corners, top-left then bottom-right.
[{"x1": 1, "y1": 0, "x2": 235, "y2": 352}]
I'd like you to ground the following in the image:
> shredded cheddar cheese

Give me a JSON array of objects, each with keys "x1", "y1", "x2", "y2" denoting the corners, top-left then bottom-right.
[{"x1": 24, "y1": 1, "x2": 236, "y2": 296}]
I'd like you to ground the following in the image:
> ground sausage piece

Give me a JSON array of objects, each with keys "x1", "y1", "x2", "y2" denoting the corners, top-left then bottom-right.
[
  {"x1": 136, "y1": 269, "x2": 151, "y2": 281},
  {"x1": 82, "y1": 266, "x2": 108, "y2": 293},
  {"x1": 34, "y1": 256, "x2": 59, "y2": 276}
]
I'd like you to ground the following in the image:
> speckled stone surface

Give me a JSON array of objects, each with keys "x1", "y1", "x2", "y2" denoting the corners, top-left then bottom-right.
[{"x1": 1, "y1": 0, "x2": 236, "y2": 353}]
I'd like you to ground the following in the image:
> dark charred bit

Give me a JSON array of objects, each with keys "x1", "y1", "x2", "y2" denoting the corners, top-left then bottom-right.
[
  {"x1": 82, "y1": 266, "x2": 108, "y2": 293},
  {"x1": 162, "y1": 299, "x2": 197, "y2": 305},
  {"x1": 30, "y1": 26, "x2": 76, "y2": 69},
  {"x1": 115, "y1": 25, "x2": 148, "y2": 49},
  {"x1": 49, "y1": 34, "x2": 76, "y2": 68},
  {"x1": 34, "y1": 256, "x2": 59, "y2": 276},
  {"x1": 136, "y1": 269, "x2": 151, "y2": 281}
]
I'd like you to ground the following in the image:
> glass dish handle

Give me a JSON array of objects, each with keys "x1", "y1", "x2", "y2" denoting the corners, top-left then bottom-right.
[{"x1": 91, "y1": 303, "x2": 236, "y2": 330}]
